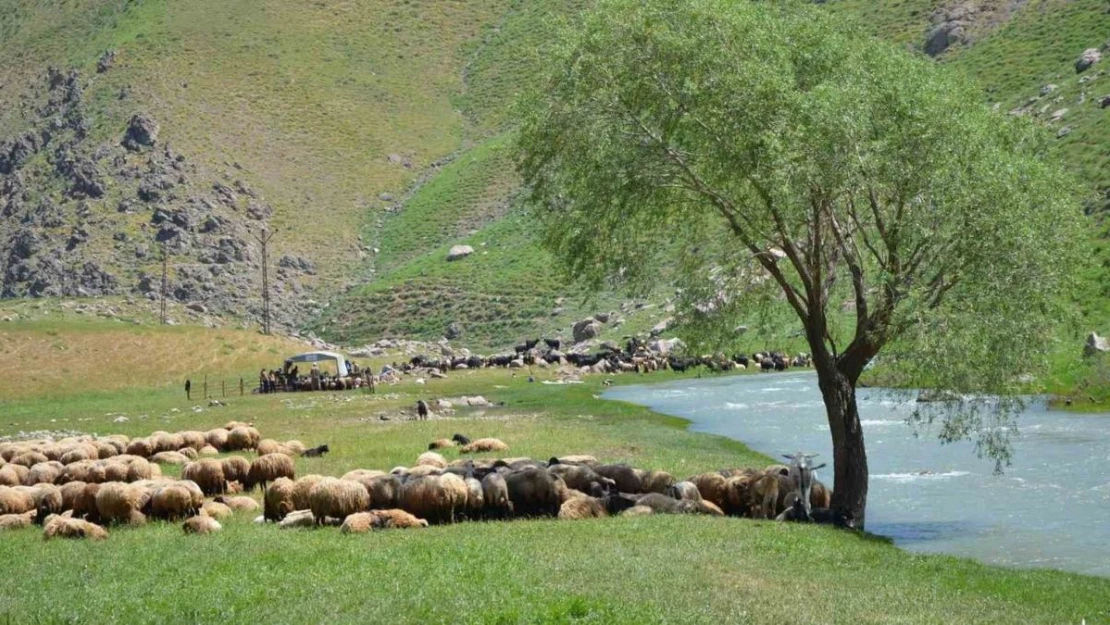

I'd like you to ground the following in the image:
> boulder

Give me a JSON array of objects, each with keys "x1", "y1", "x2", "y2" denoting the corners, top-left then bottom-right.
[
  {"x1": 572, "y1": 318, "x2": 602, "y2": 343},
  {"x1": 594, "y1": 312, "x2": 611, "y2": 323},
  {"x1": 445, "y1": 321, "x2": 462, "y2": 340},
  {"x1": 122, "y1": 114, "x2": 159, "y2": 151},
  {"x1": 465, "y1": 396, "x2": 490, "y2": 407},
  {"x1": 1076, "y1": 48, "x2": 1101, "y2": 73},
  {"x1": 650, "y1": 318, "x2": 673, "y2": 337},
  {"x1": 447, "y1": 245, "x2": 474, "y2": 261},
  {"x1": 1084, "y1": 332, "x2": 1109, "y2": 357},
  {"x1": 186, "y1": 302, "x2": 207, "y2": 314}
]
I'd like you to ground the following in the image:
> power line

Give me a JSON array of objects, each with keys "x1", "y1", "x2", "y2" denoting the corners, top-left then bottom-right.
[
  {"x1": 251, "y1": 227, "x2": 277, "y2": 335},
  {"x1": 160, "y1": 240, "x2": 169, "y2": 325}
]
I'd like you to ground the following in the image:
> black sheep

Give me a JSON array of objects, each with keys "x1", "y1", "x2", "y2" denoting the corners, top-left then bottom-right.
[
  {"x1": 451, "y1": 433, "x2": 471, "y2": 446},
  {"x1": 302, "y1": 444, "x2": 330, "y2": 458}
]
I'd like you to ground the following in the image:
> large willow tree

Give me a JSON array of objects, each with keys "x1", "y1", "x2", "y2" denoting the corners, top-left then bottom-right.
[{"x1": 516, "y1": 0, "x2": 1083, "y2": 526}]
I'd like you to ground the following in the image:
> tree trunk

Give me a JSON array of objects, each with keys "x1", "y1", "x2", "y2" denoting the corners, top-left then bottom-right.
[{"x1": 815, "y1": 364, "x2": 869, "y2": 529}]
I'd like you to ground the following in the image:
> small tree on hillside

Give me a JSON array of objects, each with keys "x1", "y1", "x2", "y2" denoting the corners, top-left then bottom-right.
[{"x1": 515, "y1": 0, "x2": 1083, "y2": 527}]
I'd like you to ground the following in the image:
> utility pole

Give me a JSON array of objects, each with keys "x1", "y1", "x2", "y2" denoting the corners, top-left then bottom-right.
[
  {"x1": 251, "y1": 227, "x2": 277, "y2": 335},
  {"x1": 160, "y1": 240, "x2": 169, "y2": 325}
]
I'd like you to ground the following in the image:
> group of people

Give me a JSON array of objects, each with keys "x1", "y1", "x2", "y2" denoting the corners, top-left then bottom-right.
[{"x1": 258, "y1": 360, "x2": 375, "y2": 394}]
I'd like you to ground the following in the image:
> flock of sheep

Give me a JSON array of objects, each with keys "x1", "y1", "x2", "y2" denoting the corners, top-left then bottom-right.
[{"x1": 0, "y1": 419, "x2": 844, "y2": 541}]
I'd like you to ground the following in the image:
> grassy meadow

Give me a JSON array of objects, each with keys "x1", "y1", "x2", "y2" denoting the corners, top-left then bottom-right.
[{"x1": 1, "y1": 320, "x2": 1109, "y2": 624}]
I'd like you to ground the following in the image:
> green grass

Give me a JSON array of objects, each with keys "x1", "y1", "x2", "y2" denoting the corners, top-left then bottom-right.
[{"x1": 2, "y1": 367, "x2": 1109, "y2": 624}]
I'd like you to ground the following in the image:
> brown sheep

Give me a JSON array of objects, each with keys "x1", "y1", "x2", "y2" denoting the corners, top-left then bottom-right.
[
  {"x1": 151, "y1": 432, "x2": 184, "y2": 454},
  {"x1": 126, "y1": 457, "x2": 156, "y2": 482},
  {"x1": 364, "y1": 475, "x2": 403, "y2": 509},
  {"x1": 182, "y1": 460, "x2": 227, "y2": 496},
  {"x1": 30, "y1": 484, "x2": 63, "y2": 519},
  {"x1": 59, "y1": 448, "x2": 93, "y2": 465},
  {"x1": 558, "y1": 496, "x2": 607, "y2": 520},
  {"x1": 43, "y1": 515, "x2": 109, "y2": 541},
  {"x1": 416, "y1": 451, "x2": 448, "y2": 469},
  {"x1": 199, "y1": 445, "x2": 220, "y2": 457},
  {"x1": 264, "y1": 477, "x2": 296, "y2": 522},
  {"x1": 24, "y1": 462, "x2": 62, "y2": 486},
  {"x1": 221, "y1": 456, "x2": 252, "y2": 485},
  {"x1": 555, "y1": 455, "x2": 598, "y2": 465},
  {"x1": 504, "y1": 468, "x2": 561, "y2": 518},
  {"x1": 12, "y1": 451, "x2": 48, "y2": 468},
  {"x1": 183, "y1": 515, "x2": 222, "y2": 534},
  {"x1": 179, "y1": 448, "x2": 199, "y2": 461},
  {"x1": 723, "y1": 475, "x2": 754, "y2": 516},
  {"x1": 548, "y1": 463, "x2": 610, "y2": 494},
  {"x1": 621, "y1": 505, "x2": 655, "y2": 517},
  {"x1": 60, "y1": 482, "x2": 100, "y2": 521},
  {"x1": 179, "y1": 431, "x2": 208, "y2": 451},
  {"x1": 205, "y1": 429, "x2": 229, "y2": 451},
  {"x1": 594, "y1": 464, "x2": 642, "y2": 493},
  {"x1": 0, "y1": 486, "x2": 35, "y2": 515},
  {"x1": 292, "y1": 475, "x2": 326, "y2": 511},
  {"x1": 340, "y1": 512, "x2": 380, "y2": 533},
  {"x1": 690, "y1": 473, "x2": 729, "y2": 509},
  {"x1": 370, "y1": 508, "x2": 428, "y2": 529},
  {"x1": 428, "y1": 439, "x2": 456, "y2": 450},
  {"x1": 94, "y1": 442, "x2": 119, "y2": 459},
  {"x1": 125, "y1": 439, "x2": 154, "y2": 458},
  {"x1": 0, "y1": 465, "x2": 25, "y2": 487},
  {"x1": 459, "y1": 438, "x2": 509, "y2": 454},
  {"x1": 640, "y1": 470, "x2": 675, "y2": 494},
  {"x1": 201, "y1": 501, "x2": 234, "y2": 520},
  {"x1": 244, "y1": 453, "x2": 295, "y2": 491},
  {"x1": 224, "y1": 420, "x2": 252, "y2": 431},
  {"x1": 151, "y1": 451, "x2": 190, "y2": 466},
  {"x1": 225, "y1": 427, "x2": 259, "y2": 451},
  {"x1": 463, "y1": 477, "x2": 485, "y2": 519},
  {"x1": 0, "y1": 510, "x2": 36, "y2": 531},
  {"x1": 214, "y1": 496, "x2": 260, "y2": 513},
  {"x1": 256, "y1": 439, "x2": 293, "y2": 457},
  {"x1": 101, "y1": 460, "x2": 129, "y2": 483},
  {"x1": 151, "y1": 485, "x2": 198, "y2": 520},
  {"x1": 277, "y1": 509, "x2": 315, "y2": 528},
  {"x1": 95, "y1": 482, "x2": 145, "y2": 524},
  {"x1": 666, "y1": 481, "x2": 702, "y2": 501},
  {"x1": 810, "y1": 480, "x2": 832, "y2": 510},
  {"x1": 480, "y1": 473, "x2": 512, "y2": 519},
  {"x1": 398, "y1": 473, "x2": 467, "y2": 524},
  {"x1": 309, "y1": 478, "x2": 370, "y2": 525},
  {"x1": 748, "y1": 472, "x2": 780, "y2": 519},
  {"x1": 284, "y1": 440, "x2": 307, "y2": 456}
]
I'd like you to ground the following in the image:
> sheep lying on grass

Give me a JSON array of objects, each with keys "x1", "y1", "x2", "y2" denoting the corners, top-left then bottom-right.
[
  {"x1": 0, "y1": 510, "x2": 36, "y2": 530},
  {"x1": 183, "y1": 515, "x2": 222, "y2": 535},
  {"x1": 459, "y1": 438, "x2": 509, "y2": 454},
  {"x1": 43, "y1": 514, "x2": 108, "y2": 541}
]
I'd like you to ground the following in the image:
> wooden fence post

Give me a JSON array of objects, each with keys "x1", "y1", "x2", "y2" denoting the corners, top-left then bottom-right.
[{"x1": 203, "y1": 375, "x2": 208, "y2": 400}]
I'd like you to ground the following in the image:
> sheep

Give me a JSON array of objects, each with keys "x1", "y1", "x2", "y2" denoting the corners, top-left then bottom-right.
[
  {"x1": 11, "y1": 451, "x2": 48, "y2": 468},
  {"x1": 60, "y1": 482, "x2": 99, "y2": 521},
  {"x1": 94, "y1": 442, "x2": 119, "y2": 459},
  {"x1": 748, "y1": 472, "x2": 780, "y2": 519},
  {"x1": 214, "y1": 496, "x2": 260, "y2": 513},
  {"x1": 371, "y1": 508, "x2": 428, "y2": 529},
  {"x1": 810, "y1": 480, "x2": 832, "y2": 510},
  {"x1": 221, "y1": 456, "x2": 252, "y2": 485},
  {"x1": 95, "y1": 482, "x2": 146, "y2": 525},
  {"x1": 179, "y1": 431, "x2": 207, "y2": 451},
  {"x1": 59, "y1": 448, "x2": 93, "y2": 465},
  {"x1": 182, "y1": 460, "x2": 227, "y2": 496},
  {"x1": 554, "y1": 455, "x2": 598, "y2": 466},
  {"x1": 277, "y1": 509, "x2": 315, "y2": 529},
  {"x1": 548, "y1": 463, "x2": 612, "y2": 494},
  {"x1": 301, "y1": 444, "x2": 329, "y2": 458},
  {"x1": 678, "y1": 499, "x2": 725, "y2": 516},
  {"x1": 151, "y1": 485, "x2": 198, "y2": 520},
  {"x1": 244, "y1": 453, "x2": 295, "y2": 491},
  {"x1": 199, "y1": 445, "x2": 220, "y2": 457},
  {"x1": 183, "y1": 515, "x2": 222, "y2": 534},
  {"x1": 24, "y1": 462, "x2": 62, "y2": 486},
  {"x1": 151, "y1": 432, "x2": 185, "y2": 454},
  {"x1": 398, "y1": 473, "x2": 468, "y2": 524},
  {"x1": 690, "y1": 473, "x2": 729, "y2": 509},
  {"x1": 428, "y1": 439, "x2": 456, "y2": 450},
  {"x1": 126, "y1": 457, "x2": 156, "y2": 482},
  {"x1": 0, "y1": 510, "x2": 36, "y2": 531},
  {"x1": 451, "y1": 433, "x2": 472, "y2": 446},
  {"x1": 264, "y1": 477, "x2": 296, "y2": 522},
  {"x1": 504, "y1": 468, "x2": 561, "y2": 518},
  {"x1": 43, "y1": 515, "x2": 109, "y2": 541},
  {"x1": 621, "y1": 505, "x2": 655, "y2": 517},
  {"x1": 30, "y1": 484, "x2": 63, "y2": 520},
  {"x1": 764, "y1": 464, "x2": 790, "y2": 477},
  {"x1": 225, "y1": 426, "x2": 260, "y2": 451},
  {"x1": 364, "y1": 475, "x2": 403, "y2": 509},
  {"x1": 459, "y1": 438, "x2": 509, "y2": 454},
  {"x1": 640, "y1": 470, "x2": 675, "y2": 494},
  {"x1": 558, "y1": 496, "x2": 607, "y2": 520},
  {"x1": 205, "y1": 429, "x2": 229, "y2": 451},
  {"x1": 0, "y1": 465, "x2": 25, "y2": 486},
  {"x1": 101, "y1": 460, "x2": 129, "y2": 483},
  {"x1": 480, "y1": 472, "x2": 513, "y2": 519},
  {"x1": 201, "y1": 501, "x2": 234, "y2": 520},
  {"x1": 594, "y1": 464, "x2": 642, "y2": 493},
  {"x1": 666, "y1": 481, "x2": 702, "y2": 501},
  {"x1": 150, "y1": 451, "x2": 190, "y2": 466},
  {"x1": 257, "y1": 439, "x2": 293, "y2": 457},
  {"x1": 416, "y1": 451, "x2": 447, "y2": 469},
  {"x1": 340, "y1": 512, "x2": 381, "y2": 534},
  {"x1": 284, "y1": 440, "x2": 307, "y2": 456},
  {"x1": 309, "y1": 478, "x2": 370, "y2": 525},
  {"x1": 462, "y1": 477, "x2": 485, "y2": 520},
  {"x1": 292, "y1": 475, "x2": 326, "y2": 511},
  {"x1": 125, "y1": 439, "x2": 154, "y2": 458},
  {"x1": 0, "y1": 486, "x2": 35, "y2": 515}
]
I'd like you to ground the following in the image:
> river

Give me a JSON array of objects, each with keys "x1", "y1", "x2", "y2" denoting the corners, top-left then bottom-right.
[{"x1": 603, "y1": 371, "x2": 1110, "y2": 577}]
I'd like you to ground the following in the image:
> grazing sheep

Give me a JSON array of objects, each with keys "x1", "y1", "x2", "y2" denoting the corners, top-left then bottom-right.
[
  {"x1": 277, "y1": 509, "x2": 315, "y2": 529},
  {"x1": 125, "y1": 439, "x2": 154, "y2": 458},
  {"x1": 763, "y1": 464, "x2": 790, "y2": 477},
  {"x1": 182, "y1": 460, "x2": 227, "y2": 496},
  {"x1": 24, "y1": 462, "x2": 61, "y2": 486},
  {"x1": 199, "y1": 445, "x2": 220, "y2": 457},
  {"x1": 224, "y1": 421, "x2": 252, "y2": 431},
  {"x1": 179, "y1": 431, "x2": 208, "y2": 451},
  {"x1": 548, "y1": 463, "x2": 612, "y2": 494},
  {"x1": 214, "y1": 496, "x2": 260, "y2": 513},
  {"x1": 460, "y1": 438, "x2": 509, "y2": 454},
  {"x1": 95, "y1": 482, "x2": 145, "y2": 524},
  {"x1": 416, "y1": 451, "x2": 447, "y2": 469},
  {"x1": 364, "y1": 475, "x2": 403, "y2": 509},
  {"x1": 409, "y1": 465, "x2": 444, "y2": 478},
  {"x1": 264, "y1": 477, "x2": 296, "y2": 522},
  {"x1": 309, "y1": 478, "x2": 370, "y2": 525},
  {"x1": 151, "y1": 432, "x2": 185, "y2": 454},
  {"x1": 61, "y1": 482, "x2": 100, "y2": 521},
  {"x1": 179, "y1": 448, "x2": 199, "y2": 461},
  {"x1": 125, "y1": 457, "x2": 156, "y2": 482},
  {"x1": 340, "y1": 512, "x2": 381, "y2": 534},
  {"x1": 150, "y1": 451, "x2": 190, "y2": 466},
  {"x1": 302, "y1": 444, "x2": 329, "y2": 458},
  {"x1": 371, "y1": 508, "x2": 428, "y2": 529},
  {"x1": 30, "y1": 484, "x2": 63, "y2": 520},
  {"x1": 481, "y1": 473, "x2": 513, "y2": 519},
  {"x1": 558, "y1": 496, "x2": 607, "y2": 520},
  {"x1": 225, "y1": 426, "x2": 260, "y2": 452},
  {"x1": 462, "y1": 477, "x2": 485, "y2": 519},
  {"x1": 666, "y1": 481, "x2": 702, "y2": 501},
  {"x1": 12, "y1": 451, "x2": 48, "y2": 468},
  {"x1": 221, "y1": 456, "x2": 252, "y2": 485},
  {"x1": 59, "y1": 449, "x2": 93, "y2": 465},
  {"x1": 0, "y1": 510, "x2": 36, "y2": 531},
  {"x1": 244, "y1": 453, "x2": 295, "y2": 492},
  {"x1": 0, "y1": 486, "x2": 35, "y2": 515},
  {"x1": 640, "y1": 470, "x2": 675, "y2": 494},
  {"x1": 428, "y1": 439, "x2": 455, "y2": 450},
  {"x1": 183, "y1": 515, "x2": 222, "y2": 534},
  {"x1": 94, "y1": 442, "x2": 119, "y2": 459},
  {"x1": 283, "y1": 441, "x2": 307, "y2": 456},
  {"x1": 151, "y1": 485, "x2": 198, "y2": 520},
  {"x1": 690, "y1": 473, "x2": 729, "y2": 509},
  {"x1": 43, "y1": 515, "x2": 109, "y2": 541},
  {"x1": 504, "y1": 468, "x2": 561, "y2": 518},
  {"x1": 205, "y1": 429, "x2": 229, "y2": 451},
  {"x1": 594, "y1": 464, "x2": 642, "y2": 493},
  {"x1": 257, "y1": 439, "x2": 293, "y2": 457},
  {"x1": 201, "y1": 501, "x2": 234, "y2": 520},
  {"x1": 398, "y1": 474, "x2": 468, "y2": 524},
  {"x1": 0, "y1": 465, "x2": 24, "y2": 486},
  {"x1": 292, "y1": 475, "x2": 326, "y2": 511}
]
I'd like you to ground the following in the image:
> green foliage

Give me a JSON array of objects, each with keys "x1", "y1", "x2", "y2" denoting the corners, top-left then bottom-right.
[{"x1": 515, "y1": 0, "x2": 1086, "y2": 467}]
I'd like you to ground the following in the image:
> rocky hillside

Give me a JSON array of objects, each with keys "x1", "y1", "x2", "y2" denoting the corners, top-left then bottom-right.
[{"x1": 1, "y1": 0, "x2": 1108, "y2": 351}]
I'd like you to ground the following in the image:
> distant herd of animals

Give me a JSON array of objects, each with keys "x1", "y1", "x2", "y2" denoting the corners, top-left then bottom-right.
[{"x1": 0, "y1": 422, "x2": 850, "y2": 540}]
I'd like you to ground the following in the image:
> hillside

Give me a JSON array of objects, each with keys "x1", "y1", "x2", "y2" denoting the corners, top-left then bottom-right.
[{"x1": 0, "y1": 0, "x2": 1107, "y2": 362}]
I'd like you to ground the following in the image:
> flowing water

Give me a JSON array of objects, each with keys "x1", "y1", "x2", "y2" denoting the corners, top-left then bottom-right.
[{"x1": 604, "y1": 372, "x2": 1110, "y2": 577}]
